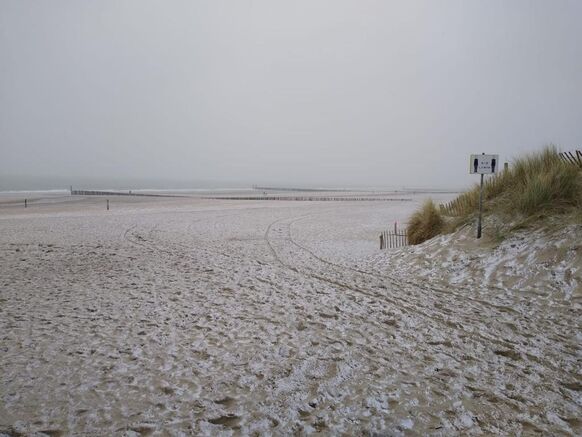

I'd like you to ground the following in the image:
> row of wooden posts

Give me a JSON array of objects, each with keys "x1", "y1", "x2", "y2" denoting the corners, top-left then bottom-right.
[
  {"x1": 70, "y1": 189, "x2": 179, "y2": 198},
  {"x1": 205, "y1": 196, "x2": 412, "y2": 202},
  {"x1": 379, "y1": 223, "x2": 409, "y2": 249}
]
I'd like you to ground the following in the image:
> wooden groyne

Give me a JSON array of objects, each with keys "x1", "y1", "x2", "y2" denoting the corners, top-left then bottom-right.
[
  {"x1": 203, "y1": 196, "x2": 412, "y2": 202},
  {"x1": 252, "y1": 185, "x2": 351, "y2": 192},
  {"x1": 71, "y1": 190, "x2": 184, "y2": 198}
]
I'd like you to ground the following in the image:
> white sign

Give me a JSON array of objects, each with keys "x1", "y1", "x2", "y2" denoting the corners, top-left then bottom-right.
[{"x1": 470, "y1": 154, "x2": 499, "y2": 174}]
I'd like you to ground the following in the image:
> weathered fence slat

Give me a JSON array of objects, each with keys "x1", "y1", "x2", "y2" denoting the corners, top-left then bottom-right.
[
  {"x1": 559, "y1": 150, "x2": 582, "y2": 168},
  {"x1": 567, "y1": 152, "x2": 578, "y2": 165},
  {"x1": 379, "y1": 228, "x2": 408, "y2": 250}
]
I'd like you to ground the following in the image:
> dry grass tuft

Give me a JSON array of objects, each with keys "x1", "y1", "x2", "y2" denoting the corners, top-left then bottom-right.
[{"x1": 407, "y1": 199, "x2": 444, "y2": 245}]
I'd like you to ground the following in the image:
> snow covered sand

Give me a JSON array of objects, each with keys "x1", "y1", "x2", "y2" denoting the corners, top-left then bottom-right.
[
  {"x1": 1, "y1": 194, "x2": 580, "y2": 435},
  {"x1": 368, "y1": 220, "x2": 582, "y2": 299}
]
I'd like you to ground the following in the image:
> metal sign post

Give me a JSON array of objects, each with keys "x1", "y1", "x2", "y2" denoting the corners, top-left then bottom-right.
[
  {"x1": 470, "y1": 153, "x2": 499, "y2": 239},
  {"x1": 477, "y1": 173, "x2": 484, "y2": 238}
]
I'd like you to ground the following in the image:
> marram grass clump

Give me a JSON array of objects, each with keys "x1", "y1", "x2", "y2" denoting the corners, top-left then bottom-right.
[
  {"x1": 407, "y1": 200, "x2": 444, "y2": 245},
  {"x1": 407, "y1": 146, "x2": 582, "y2": 244},
  {"x1": 512, "y1": 157, "x2": 581, "y2": 214}
]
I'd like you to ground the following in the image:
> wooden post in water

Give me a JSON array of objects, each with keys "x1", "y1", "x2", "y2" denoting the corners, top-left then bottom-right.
[
  {"x1": 106, "y1": 199, "x2": 109, "y2": 211},
  {"x1": 24, "y1": 198, "x2": 27, "y2": 208}
]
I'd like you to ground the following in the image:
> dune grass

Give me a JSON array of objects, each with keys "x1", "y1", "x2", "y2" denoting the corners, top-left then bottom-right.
[
  {"x1": 407, "y1": 200, "x2": 444, "y2": 245},
  {"x1": 407, "y1": 146, "x2": 582, "y2": 244}
]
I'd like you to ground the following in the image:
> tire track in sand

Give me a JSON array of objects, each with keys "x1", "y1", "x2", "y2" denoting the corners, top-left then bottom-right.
[{"x1": 264, "y1": 214, "x2": 581, "y2": 413}]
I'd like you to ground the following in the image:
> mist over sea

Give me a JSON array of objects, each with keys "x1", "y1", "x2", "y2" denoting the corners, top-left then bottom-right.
[
  {"x1": 0, "y1": 174, "x2": 463, "y2": 195},
  {"x1": 0, "y1": 174, "x2": 250, "y2": 192}
]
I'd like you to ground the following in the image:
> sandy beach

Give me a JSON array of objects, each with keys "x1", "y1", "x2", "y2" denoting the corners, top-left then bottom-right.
[{"x1": 1, "y1": 193, "x2": 580, "y2": 435}]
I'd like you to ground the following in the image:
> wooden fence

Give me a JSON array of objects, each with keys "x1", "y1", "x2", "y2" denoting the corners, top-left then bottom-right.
[
  {"x1": 379, "y1": 224, "x2": 408, "y2": 249},
  {"x1": 439, "y1": 196, "x2": 473, "y2": 217},
  {"x1": 559, "y1": 150, "x2": 582, "y2": 167}
]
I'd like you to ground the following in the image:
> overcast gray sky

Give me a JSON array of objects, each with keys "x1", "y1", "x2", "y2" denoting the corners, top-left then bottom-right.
[{"x1": 1, "y1": 0, "x2": 581, "y2": 189}]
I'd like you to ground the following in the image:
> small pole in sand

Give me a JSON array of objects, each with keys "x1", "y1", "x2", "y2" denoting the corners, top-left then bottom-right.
[
  {"x1": 24, "y1": 198, "x2": 27, "y2": 208},
  {"x1": 106, "y1": 199, "x2": 109, "y2": 211},
  {"x1": 394, "y1": 222, "x2": 397, "y2": 233}
]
